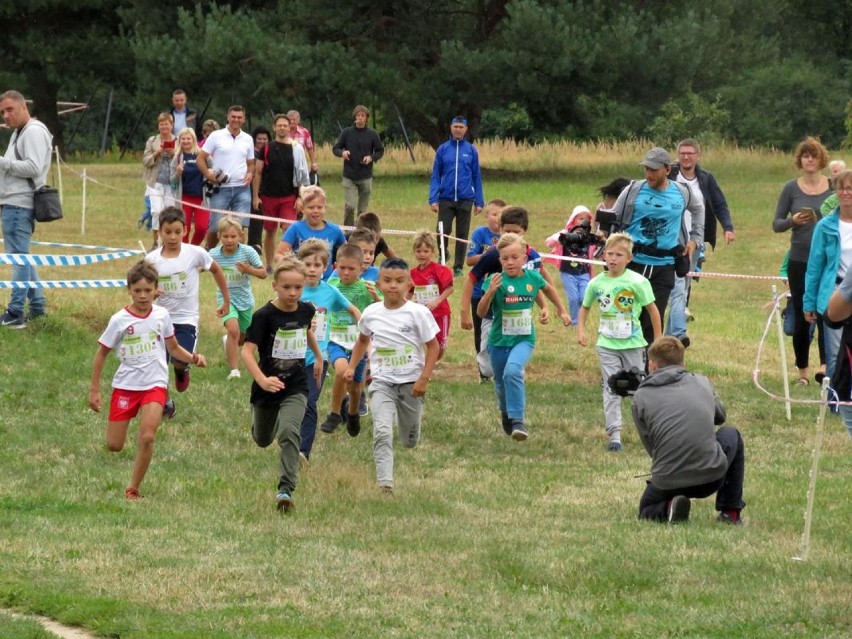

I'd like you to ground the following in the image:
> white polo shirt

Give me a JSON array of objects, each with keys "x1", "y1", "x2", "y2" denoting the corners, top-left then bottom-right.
[{"x1": 202, "y1": 128, "x2": 254, "y2": 186}]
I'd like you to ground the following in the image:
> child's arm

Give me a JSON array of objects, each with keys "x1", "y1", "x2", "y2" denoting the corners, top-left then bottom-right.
[
  {"x1": 307, "y1": 327, "x2": 324, "y2": 386},
  {"x1": 165, "y1": 336, "x2": 207, "y2": 368},
  {"x1": 236, "y1": 260, "x2": 267, "y2": 280},
  {"x1": 460, "y1": 275, "x2": 477, "y2": 328},
  {"x1": 89, "y1": 345, "x2": 111, "y2": 412},
  {"x1": 428, "y1": 283, "x2": 454, "y2": 311},
  {"x1": 542, "y1": 282, "x2": 571, "y2": 325},
  {"x1": 645, "y1": 302, "x2": 662, "y2": 342},
  {"x1": 364, "y1": 280, "x2": 381, "y2": 302},
  {"x1": 208, "y1": 261, "x2": 231, "y2": 317},
  {"x1": 241, "y1": 341, "x2": 286, "y2": 393},
  {"x1": 346, "y1": 303, "x2": 362, "y2": 324},
  {"x1": 412, "y1": 337, "x2": 440, "y2": 397},
  {"x1": 477, "y1": 273, "x2": 501, "y2": 318},
  {"x1": 536, "y1": 290, "x2": 549, "y2": 324},
  {"x1": 343, "y1": 333, "x2": 371, "y2": 382},
  {"x1": 577, "y1": 306, "x2": 590, "y2": 346}
]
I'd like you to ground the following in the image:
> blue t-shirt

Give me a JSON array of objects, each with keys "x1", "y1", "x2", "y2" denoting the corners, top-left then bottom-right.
[
  {"x1": 626, "y1": 182, "x2": 686, "y2": 266},
  {"x1": 301, "y1": 281, "x2": 352, "y2": 365},
  {"x1": 208, "y1": 244, "x2": 262, "y2": 311},
  {"x1": 179, "y1": 152, "x2": 204, "y2": 197},
  {"x1": 467, "y1": 225, "x2": 501, "y2": 298},
  {"x1": 282, "y1": 221, "x2": 347, "y2": 279}
]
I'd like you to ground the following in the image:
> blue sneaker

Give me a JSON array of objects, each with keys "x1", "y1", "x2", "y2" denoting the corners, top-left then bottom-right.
[
  {"x1": 358, "y1": 393, "x2": 369, "y2": 416},
  {"x1": 276, "y1": 492, "x2": 294, "y2": 512},
  {"x1": 0, "y1": 311, "x2": 26, "y2": 329}
]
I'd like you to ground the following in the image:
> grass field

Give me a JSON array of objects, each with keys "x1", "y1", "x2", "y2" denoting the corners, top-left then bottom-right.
[{"x1": 0, "y1": 142, "x2": 850, "y2": 638}]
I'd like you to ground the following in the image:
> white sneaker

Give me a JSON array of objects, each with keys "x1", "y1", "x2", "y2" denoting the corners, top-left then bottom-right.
[
  {"x1": 227, "y1": 369, "x2": 241, "y2": 380},
  {"x1": 222, "y1": 334, "x2": 228, "y2": 355}
]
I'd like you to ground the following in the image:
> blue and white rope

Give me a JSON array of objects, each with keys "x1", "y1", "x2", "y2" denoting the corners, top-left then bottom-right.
[
  {"x1": 1, "y1": 250, "x2": 141, "y2": 267},
  {"x1": 1, "y1": 239, "x2": 145, "y2": 253},
  {"x1": 0, "y1": 279, "x2": 126, "y2": 289}
]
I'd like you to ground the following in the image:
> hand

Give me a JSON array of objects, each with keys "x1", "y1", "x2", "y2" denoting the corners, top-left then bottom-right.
[
  {"x1": 792, "y1": 209, "x2": 817, "y2": 226},
  {"x1": 361, "y1": 156, "x2": 372, "y2": 165},
  {"x1": 176, "y1": 162, "x2": 184, "y2": 176},
  {"x1": 686, "y1": 240, "x2": 697, "y2": 261},
  {"x1": 313, "y1": 364, "x2": 323, "y2": 386},
  {"x1": 259, "y1": 375, "x2": 285, "y2": 393},
  {"x1": 803, "y1": 311, "x2": 818, "y2": 324},
  {"x1": 365, "y1": 280, "x2": 379, "y2": 301},
  {"x1": 342, "y1": 150, "x2": 351, "y2": 161},
  {"x1": 310, "y1": 162, "x2": 318, "y2": 172},
  {"x1": 430, "y1": 203, "x2": 439, "y2": 213},
  {"x1": 487, "y1": 273, "x2": 502, "y2": 293},
  {"x1": 578, "y1": 330, "x2": 588, "y2": 346},
  {"x1": 216, "y1": 303, "x2": 228, "y2": 318},
  {"x1": 343, "y1": 367, "x2": 355, "y2": 382},
  {"x1": 474, "y1": 206, "x2": 483, "y2": 215},
  {"x1": 191, "y1": 353, "x2": 207, "y2": 368},
  {"x1": 539, "y1": 307, "x2": 550, "y2": 324},
  {"x1": 253, "y1": 196, "x2": 262, "y2": 211},
  {"x1": 724, "y1": 230, "x2": 735, "y2": 244},
  {"x1": 235, "y1": 261, "x2": 250, "y2": 274},
  {"x1": 294, "y1": 197, "x2": 303, "y2": 213},
  {"x1": 411, "y1": 377, "x2": 429, "y2": 397},
  {"x1": 88, "y1": 389, "x2": 101, "y2": 412},
  {"x1": 559, "y1": 310, "x2": 572, "y2": 326},
  {"x1": 242, "y1": 172, "x2": 253, "y2": 187},
  {"x1": 425, "y1": 300, "x2": 439, "y2": 311},
  {"x1": 460, "y1": 311, "x2": 473, "y2": 330}
]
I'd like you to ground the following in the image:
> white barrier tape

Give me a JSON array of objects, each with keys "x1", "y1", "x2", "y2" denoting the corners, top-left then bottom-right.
[
  {"x1": 0, "y1": 279, "x2": 126, "y2": 289},
  {"x1": 1, "y1": 250, "x2": 140, "y2": 267},
  {"x1": 1, "y1": 239, "x2": 145, "y2": 253},
  {"x1": 688, "y1": 271, "x2": 786, "y2": 281}
]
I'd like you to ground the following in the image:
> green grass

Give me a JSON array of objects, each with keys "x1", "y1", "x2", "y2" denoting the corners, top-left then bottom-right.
[{"x1": 0, "y1": 145, "x2": 850, "y2": 638}]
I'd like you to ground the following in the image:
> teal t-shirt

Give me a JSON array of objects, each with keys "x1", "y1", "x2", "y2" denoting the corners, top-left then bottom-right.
[
  {"x1": 208, "y1": 244, "x2": 262, "y2": 311},
  {"x1": 582, "y1": 269, "x2": 654, "y2": 350},
  {"x1": 626, "y1": 181, "x2": 686, "y2": 266},
  {"x1": 484, "y1": 269, "x2": 546, "y2": 347}
]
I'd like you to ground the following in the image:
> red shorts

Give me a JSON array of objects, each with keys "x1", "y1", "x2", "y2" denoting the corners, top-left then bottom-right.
[
  {"x1": 434, "y1": 314, "x2": 450, "y2": 352},
  {"x1": 108, "y1": 387, "x2": 168, "y2": 422},
  {"x1": 260, "y1": 194, "x2": 298, "y2": 231}
]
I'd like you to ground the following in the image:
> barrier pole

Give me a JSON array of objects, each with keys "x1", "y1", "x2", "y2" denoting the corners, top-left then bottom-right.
[
  {"x1": 81, "y1": 168, "x2": 87, "y2": 236},
  {"x1": 55, "y1": 147, "x2": 63, "y2": 204},
  {"x1": 772, "y1": 285, "x2": 792, "y2": 420}
]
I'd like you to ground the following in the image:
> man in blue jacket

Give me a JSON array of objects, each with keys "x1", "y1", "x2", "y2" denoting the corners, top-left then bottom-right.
[{"x1": 429, "y1": 116, "x2": 484, "y2": 277}]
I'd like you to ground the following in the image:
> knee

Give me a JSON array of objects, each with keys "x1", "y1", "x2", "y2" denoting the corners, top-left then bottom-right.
[
  {"x1": 106, "y1": 441, "x2": 124, "y2": 453},
  {"x1": 503, "y1": 361, "x2": 525, "y2": 381},
  {"x1": 138, "y1": 431, "x2": 157, "y2": 449}
]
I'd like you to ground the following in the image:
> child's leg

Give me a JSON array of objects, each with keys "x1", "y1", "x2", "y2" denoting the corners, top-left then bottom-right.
[
  {"x1": 435, "y1": 314, "x2": 450, "y2": 362},
  {"x1": 252, "y1": 403, "x2": 279, "y2": 448},
  {"x1": 223, "y1": 316, "x2": 241, "y2": 371},
  {"x1": 501, "y1": 341, "x2": 535, "y2": 421},
  {"x1": 560, "y1": 272, "x2": 576, "y2": 324},
  {"x1": 488, "y1": 345, "x2": 510, "y2": 416},
  {"x1": 471, "y1": 296, "x2": 483, "y2": 358},
  {"x1": 369, "y1": 380, "x2": 398, "y2": 488},
  {"x1": 396, "y1": 383, "x2": 425, "y2": 449},
  {"x1": 328, "y1": 357, "x2": 348, "y2": 413},
  {"x1": 274, "y1": 394, "x2": 307, "y2": 495},
  {"x1": 106, "y1": 420, "x2": 131, "y2": 452},
  {"x1": 127, "y1": 402, "x2": 163, "y2": 491},
  {"x1": 299, "y1": 360, "x2": 329, "y2": 458},
  {"x1": 171, "y1": 324, "x2": 197, "y2": 391},
  {"x1": 596, "y1": 346, "x2": 628, "y2": 443},
  {"x1": 477, "y1": 317, "x2": 494, "y2": 378}
]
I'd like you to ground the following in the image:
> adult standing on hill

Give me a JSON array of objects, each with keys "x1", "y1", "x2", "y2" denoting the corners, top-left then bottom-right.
[
  {"x1": 332, "y1": 105, "x2": 384, "y2": 227},
  {"x1": 0, "y1": 90, "x2": 52, "y2": 329},
  {"x1": 169, "y1": 89, "x2": 201, "y2": 138},
  {"x1": 429, "y1": 116, "x2": 484, "y2": 277},
  {"x1": 772, "y1": 136, "x2": 833, "y2": 386}
]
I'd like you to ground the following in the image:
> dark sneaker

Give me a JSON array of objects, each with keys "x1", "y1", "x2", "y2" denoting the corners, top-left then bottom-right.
[
  {"x1": 501, "y1": 413, "x2": 512, "y2": 436},
  {"x1": 175, "y1": 368, "x2": 190, "y2": 393},
  {"x1": 480, "y1": 373, "x2": 492, "y2": 384},
  {"x1": 510, "y1": 420, "x2": 528, "y2": 441},
  {"x1": 320, "y1": 412, "x2": 343, "y2": 433},
  {"x1": 346, "y1": 412, "x2": 361, "y2": 437},
  {"x1": 276, "y1": 492, "x2": 294, "y2": 512},
  {"x1": 358, "y1": 393, "x2": 369, "y2": 416},
  {"x1": 667, "y1": 495, "x2": 691, "y2": 524},
  {"x1": 717, "y1": 510, "x2": 743, "y2": 526},
  {"x1": 379, "y1": 485, "x2": 393, "y2": 496},
  {"x1": 27, "y1": 309, "x2": 46, "y2": 321},
  {"x1": 453, "y1": 267, "x2": 464, "y2": 277},
  {"x1": 125, "y1": 487, "x2": 143, "y2": 501},
  {"x1": 162, "y1": 399, "x2": 176, "y2": 420},
  {"x1": 0, "y1": 311, "x2": 26, "y2": 329},
  {"x1": 679, "y1": 336, "x2": 691, "y2": 349},
  {"x1": 607, "y1": 441, "x2": 624, "y2": 453}
]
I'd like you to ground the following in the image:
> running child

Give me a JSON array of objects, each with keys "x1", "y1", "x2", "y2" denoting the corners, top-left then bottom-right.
[
  {"x1": 354, "y1": 211, "x2": 397, "y2": 263},
  {"x1": 477, "y1": 233, "x2": 571, "y2": 441},
  {"x1": 276, "y1": 186, "x2": 346, "y2": 280},
  {"x1": 296, "y1": 239, "x2": 360, "y2": 462},
  {"x1": 465, "y1": 198, "x2": 504, "y2": 367},
  {"x1": 348, "y1": 227, "x2": 380, "y2": 281},
  {"x1": 410, "y1": 229, "x2": 454, "y2": 361},
  {"x1": 577, "y1": 232, "x2": 661, "y2": 452},
  {"x1": 320, "y1": 243, "x2": 382, "y2": 436},
  {"x1": 89, "y1": 261, "x2": 208, "y2": 500},
  {"x1": 344, "y1": 258, "x2": 440, "y2": 494},
  {"x1": 145, "y1": 206, "x2": 229, "y2": 415},
  {"x1": 241, "y1": 255, "x2": 323, "y2": 511},
  {"x1": 209, "y1": 216, "x2": 266, "y2": 380}
]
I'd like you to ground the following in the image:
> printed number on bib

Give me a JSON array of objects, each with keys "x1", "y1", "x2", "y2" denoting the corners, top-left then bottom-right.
[
  {"x1": 413, "y1": 284, "x2": 440, "y2": 305},
  {"x1": 224, "y1": 267, "x2": 248, "y2": 288},
  {"x1": 159, "y1": 272, "x2": 190, "y2": 298},
  {"x1": 329, "y1": 324, "x2": 359, "y2": 350},
  {"x1": 272, "y1": 328, "x2": 308, "y2": 361},
  {"x1": 375, "y1": 345, "x2": 417, "y2": 377},
  {"x1": 119, "y1": 331, "x2": 160, "y2": 365},
  {"x1": 502, "y1": 309, "x2": 532, "y2": 336},
  {"x1": 599, "y1": 313, "x2": 632, "y2": 339}
]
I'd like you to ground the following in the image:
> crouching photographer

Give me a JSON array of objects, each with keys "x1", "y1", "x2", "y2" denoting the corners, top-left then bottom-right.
[{"x1": 631, "y1": 336, "x2": 746, "y2": 525}]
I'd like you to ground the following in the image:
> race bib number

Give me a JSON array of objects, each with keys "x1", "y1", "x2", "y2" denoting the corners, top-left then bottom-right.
[
  {"x1": 599, "y1": 313, "x2": 633, "y2": 339},
  {"x1": 329, "y1": 324, "x2": 359, "y2": 350},
  {"x1": 501, "y1": 309, "x2": 532, "y2": 336},
  {"x1": 223, "y1": 266, "x2": 248, "y2": 289},
  {"x1": 375, "y1": 345, "x2": 417, "y2": 377},
  {"x1": 413, "y1": 284, "x2": 440, "y2": 305},
  {"x1": 118, "y1": 331, "x2": 160, "y2": 365},
  {"x1": 158, "y1": 272, "x2": 190, "y2": 298},
  {"x1": 272, "y1": 328, "x2": 308, "y2": 361}
]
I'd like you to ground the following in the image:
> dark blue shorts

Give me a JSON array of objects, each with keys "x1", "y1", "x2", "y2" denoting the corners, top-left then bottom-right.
[
  {"x1": 168, "y1": 323, "x2": 197, "y2": 363},
  {"x1": 328, "y1": 342, "x2": 368, "y2": 382}
]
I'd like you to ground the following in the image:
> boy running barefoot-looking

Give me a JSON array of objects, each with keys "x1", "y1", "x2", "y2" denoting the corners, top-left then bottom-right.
[
  {"x1": 90, "y1": 261, "x2": 208, "y2": 500},
  {"x1": 345, "y1": 258, "x2": 440, "y2": 494}
]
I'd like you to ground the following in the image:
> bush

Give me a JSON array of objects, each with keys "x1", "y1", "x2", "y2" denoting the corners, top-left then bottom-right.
[{"x1": 645, "y1": 91, "x2": 731, "y2": 148}]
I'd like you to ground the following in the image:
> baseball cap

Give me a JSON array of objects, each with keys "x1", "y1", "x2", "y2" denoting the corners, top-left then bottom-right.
[
  {"x1": 639, "y1": 147, "x2": 671, "y2": 169},
  {"x1": 451, "y1": 116, "x2": 468, "y2": 126}
]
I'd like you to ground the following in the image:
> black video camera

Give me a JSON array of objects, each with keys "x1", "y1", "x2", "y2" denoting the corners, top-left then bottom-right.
[
  {"x1": 607, "y1": 367, "x2": 646, "y2": 397},
  {"x1": 559, "y1": 219, "x2": 605, "y2": 257},
  {"x1": 203, "y1": 169, "x2": 229, "y2": 198}
]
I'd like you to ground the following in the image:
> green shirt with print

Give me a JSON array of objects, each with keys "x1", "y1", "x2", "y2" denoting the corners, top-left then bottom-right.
[
  {"x1": 484, "y1": 269, "x2": 546, "y2": 347},
  {"x1": 582, "y1": 269, "x2": 654, "y2": 350},
  {"x1": 327, "y1": 276, "x2": 382, "y2": 349}
]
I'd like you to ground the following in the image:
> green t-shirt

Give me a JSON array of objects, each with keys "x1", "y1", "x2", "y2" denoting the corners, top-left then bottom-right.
[
  {"x1": 582, "y1": 269, "x2": 654, "y2": 350},
  {"x1": 327, "y1": 277, "x2": 381, "y2": 349},
  {"x1": 484, "y1": 269, "x2": 546, "y2": 347}
]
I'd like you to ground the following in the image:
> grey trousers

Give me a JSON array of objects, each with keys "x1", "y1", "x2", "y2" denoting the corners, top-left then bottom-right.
[
  {"x1": 370, "y1": 380, "x2": 424, "y2": 487},
  {"x1": 342, "y1": 177, "x2": 372, "y2": 227},
  {"x1": 596, "y1": 346, "x2": 645, "y2": 442},
  {"x1": 252, "y1": 393, "x2": 307, "y2": 494}
]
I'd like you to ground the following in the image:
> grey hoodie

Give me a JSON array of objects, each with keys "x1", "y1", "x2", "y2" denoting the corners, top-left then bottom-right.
[
  {"x1": 0, "y1": 119, "x2": 53, "y2": 209},
  {"x1": 631, "y1": 365, "x2": 728, "y2": 490}
]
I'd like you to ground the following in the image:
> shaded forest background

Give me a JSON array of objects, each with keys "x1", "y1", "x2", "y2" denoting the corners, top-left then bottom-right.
[{"x1": 1, "y1": 0, "x2": 850, "y2": 155}]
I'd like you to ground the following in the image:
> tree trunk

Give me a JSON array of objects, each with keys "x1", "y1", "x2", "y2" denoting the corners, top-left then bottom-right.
[{"x1": 27, "y1": 68, "x2": 63, "y2": 157}]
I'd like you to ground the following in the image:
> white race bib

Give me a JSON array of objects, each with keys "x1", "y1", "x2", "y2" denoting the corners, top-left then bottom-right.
[
  {"x1": 501, "y1": 308, "x2": 532, "y2": 336},
  {"x1": 374, "y1": 345, "x2": 417, "y2": 377},
  {"x1": 272, "y1": 328, "x2": 308, "y2": 361},
  {"x1": 329, "y1": 324, "x2": 359, "y2": 350},
  {"x1": 313, "y1": 310, "x2": 328, "y2": 342},
  {"x1": 158, "y1": 272, "x2": 190, "y2": 298},
  {"x1": 118, "y1": 331, "x2": 160, "y2": 365},
  {"x1": 223, "y1": 266, "x2": 249, "y2": 289},
  {"x1": 413, "y1": 284, "x2": 440, "y2": 305},
  {"x1": 599, "y1": 313, "x2": 633, "y2": 339}
]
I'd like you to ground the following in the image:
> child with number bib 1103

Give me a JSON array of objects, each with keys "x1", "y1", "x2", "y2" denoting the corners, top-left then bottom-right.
[
  {"x1": 478, "y1": 233, "x2": 571, "y2": 441},
  {"x1": 241, "y1": 255, "x2": 323, "y2": 512},
  {"x1": 577, "y1": 232, "x2": 661, "y2": 453},
  {"x1": 409, "y1": 230, "x2": 454, "y2": 362}
]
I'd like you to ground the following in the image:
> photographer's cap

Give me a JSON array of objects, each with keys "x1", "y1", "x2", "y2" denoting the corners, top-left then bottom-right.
[{"x1": 639, "y1": 147, "x2": 671, "y2": 169}]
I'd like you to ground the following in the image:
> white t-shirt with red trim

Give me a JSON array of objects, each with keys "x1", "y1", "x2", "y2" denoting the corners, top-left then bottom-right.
[{"x1": 98, "y1": 305, "x2": 174, "y2": 390}]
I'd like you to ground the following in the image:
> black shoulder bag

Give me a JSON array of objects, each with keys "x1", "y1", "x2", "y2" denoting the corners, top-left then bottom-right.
[{"x1": 13, "y1": 125, "x2": 63, "y2": 223}]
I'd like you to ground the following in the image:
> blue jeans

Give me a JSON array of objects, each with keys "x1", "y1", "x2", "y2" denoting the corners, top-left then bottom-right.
[
  {"x1": 488, "y1": 341, "x2": 534, "y2": 420},
  {"x1": 1, "y1": 205, "x2": 45, "y2": 317},
  {"x1": 299, "y1": 360, "x2": 329, "y2": 458},
  {"x1": 560, "y1": 271, "x2": 590, "y2": 325},
  {"x1": 666, "y1": 275, "x2": 688, "y2": 338},
  {"x1": 208, "y1": 186, "x2": 252, "y2": 228}
]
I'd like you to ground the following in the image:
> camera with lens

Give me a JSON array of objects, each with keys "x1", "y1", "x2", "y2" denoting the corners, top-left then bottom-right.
[
  {"x1": 607, "y1": 367, "x2": 646, "y2": 397},
  {"x1": 203, "y1": 169, "x2": 229, "y2": 197},
  {"x1": 559, "y1": 219, "x2": 605, "y2": 258}
]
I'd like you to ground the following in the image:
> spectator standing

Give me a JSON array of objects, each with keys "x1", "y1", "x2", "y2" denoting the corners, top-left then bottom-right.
[
  {"x1": 287, "y1": 110, "x2": 319, "y2": 181},
  {"x1": 169, "y1": 89, "x2": 200, "y2": 138},
  {"x1": 142, "y1": 112, "x2": 177, "y2": 250},
  {"x1": 332, "y1": 105, "x2": 384, "y2": 227}
]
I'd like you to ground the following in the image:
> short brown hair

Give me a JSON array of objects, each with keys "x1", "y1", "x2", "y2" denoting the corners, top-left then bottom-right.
[
  {"x1": 336, "y1": 243, "x2": 364, "y2": 265},
  {"x1": 297, "y1": 238, "x2": 331, "y2": 266},
  {"x1": 159, "y1": 205, "x2": 185, "y2": 228},
  {"x1": 272, "y1": 254, "x2": 307, "y2": 280},
  {"x1": 496, "y1": 232, "x2": 526, "y2": 253},
  {"x1": 301, "y1": 185, "x2": 326, "y2": 206},
  {"x1": 349, "y1": 228, "x2": 377, "y2": 247},
  {"x1": 352, "y1": 105, "x2": 370, "y2": 118},
  {"x1": 794, "y1": 136, "x2": 829, "y2": 170},
  {"x1": 217, "y1": 216, "x2": 243, "y2": 235},
  {"x1": 355, "y1": 212, "x2": 382, "y2": 234},
  {"x1": 157, "y1": 112, "x2": 174, "y2": 124},
  {"x1": 833, "y1": 169, "x2": 852, "y2": 192},
  {"x1": 412, "y1": 229, "x2": 437, "y2": 252},
  {"x1": 647, "y1": 336, "x2": 685, "y2": 368},
  {"x1": 127, "y1": 260, "x2": 158, "y2": 286}
]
